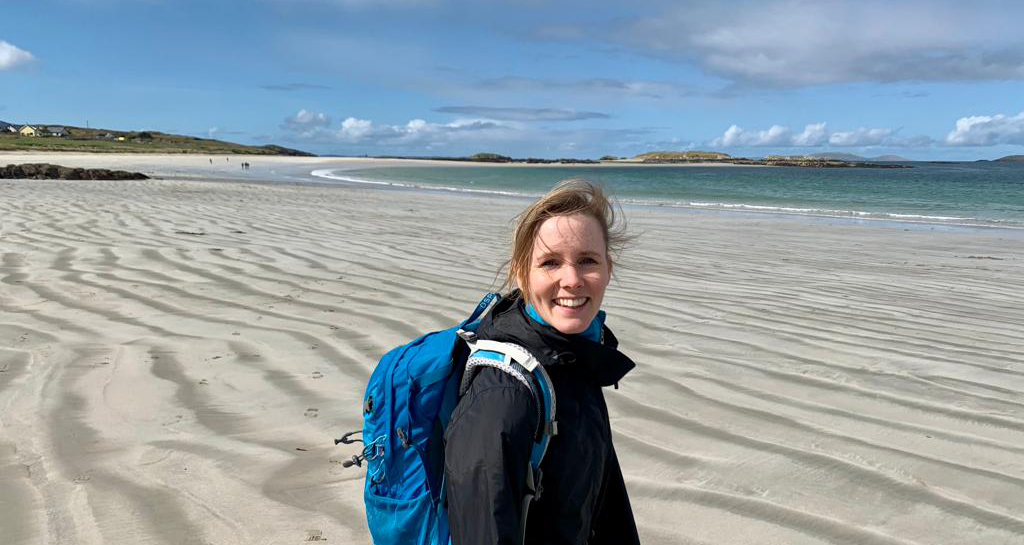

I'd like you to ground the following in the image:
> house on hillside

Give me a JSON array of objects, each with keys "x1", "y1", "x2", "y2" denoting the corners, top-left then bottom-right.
[
  {"x1": 45, "y1": 126, "x2": 69, "y2": 137},
  {"x1": 19, "y1": 125, "x2": 40, "y2": 137}
]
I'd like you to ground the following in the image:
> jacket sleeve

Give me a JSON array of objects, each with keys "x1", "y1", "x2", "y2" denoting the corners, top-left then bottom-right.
[
  {"x1": 589, "y1": 445, "x2": 641, "y2": 545},
  {"x1": 444, "y1": 368, "x2": 539, "y2": 545}
]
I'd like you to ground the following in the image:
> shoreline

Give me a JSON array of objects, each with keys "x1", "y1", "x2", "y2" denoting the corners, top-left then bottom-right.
[
  {"x1": 2, "y1": 152, "x2": 1021, "y2": 232},
  {"x1": 0, "y1": 151, "x2": 756, "y2": 168}
]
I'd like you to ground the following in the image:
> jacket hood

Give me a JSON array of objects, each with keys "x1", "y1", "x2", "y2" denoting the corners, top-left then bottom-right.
[{"x1": 475, "y1": 291, "x2": 636, "y2": 387}]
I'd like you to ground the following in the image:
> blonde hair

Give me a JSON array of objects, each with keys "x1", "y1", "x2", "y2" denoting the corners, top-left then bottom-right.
[{"x1": 501, "y1": 179, "x2": 629, "y2": 299}]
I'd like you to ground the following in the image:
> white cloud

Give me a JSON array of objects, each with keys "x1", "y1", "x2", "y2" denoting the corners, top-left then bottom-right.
[
  {"x1": 476, "y1": 76, "x2": 690, "y2": 99},
  {"x1": 711, "y1": 124, "x2": 792, "y2": 147},
  {"x1": 434, "y1": 106, "x2": 609, "y2": 122},
  {"x1": 828, "y1": 127, "x2": 892, "y2": 146},
  {"x1": 602, "y1": 0, "x2": 1024, "y2": 86},
  {"x1": 0, "y1": 40, "x2": 34, "y2": 69},
  {"x1": 281, "y1": 111, "x2": 516, "y2": 148},
  {"x1": 339, "y1": 117, "x2": 374, "y2": 140},
  {"x1": 281, "y1": 109, "x2": 333, "y2": 136},
  {"x1": 712, "y1": 122, "x2": 896, "y2": 148},
  {"x1": 793, "y1": 122, "x2": 829, "y2": 146},
  {"x1": 945, "y1": 111, "x2": 1024, "y2": 146}
]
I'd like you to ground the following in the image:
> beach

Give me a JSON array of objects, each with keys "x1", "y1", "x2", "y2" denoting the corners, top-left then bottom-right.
[{"x1": 2, "y1": 153, "x2": 1024, "y2": 545}]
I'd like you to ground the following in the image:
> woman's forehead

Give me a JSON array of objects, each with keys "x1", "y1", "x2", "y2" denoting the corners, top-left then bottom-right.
[{"x1": 533, "y1": 214, "x2": 605, "y2": 252}]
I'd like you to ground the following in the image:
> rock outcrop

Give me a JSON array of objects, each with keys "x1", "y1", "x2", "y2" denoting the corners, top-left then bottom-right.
[{"x1": 0, "y1": 163, "x2": 149, "y2": 180}]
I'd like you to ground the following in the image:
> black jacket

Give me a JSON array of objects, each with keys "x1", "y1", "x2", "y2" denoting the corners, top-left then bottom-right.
[{"x1": 444, "y1": 294, "x2": 640, "y2": 545}]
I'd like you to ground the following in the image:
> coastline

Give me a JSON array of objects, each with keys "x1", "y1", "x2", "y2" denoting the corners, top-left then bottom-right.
[
  {"x1": 2, "y1": 152, "x2": 1021, "y2": 232},
  {"x1": 0, "y1": 151, "x2": 758, "y2": 168}
]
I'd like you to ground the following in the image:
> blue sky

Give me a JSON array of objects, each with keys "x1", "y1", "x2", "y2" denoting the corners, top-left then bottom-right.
[{"x1": 3, "y1": 0, "x2": 1024, "y2": 159}]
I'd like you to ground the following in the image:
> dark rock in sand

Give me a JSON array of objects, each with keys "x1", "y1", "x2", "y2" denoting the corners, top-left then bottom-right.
[{"x1": 0, "y1": 163, "x2": 149, "y2": 180}]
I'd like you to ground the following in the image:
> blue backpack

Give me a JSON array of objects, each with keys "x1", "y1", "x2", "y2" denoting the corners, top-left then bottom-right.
[{"x1": 336, "y1": 293, "x2": 558, "y2": 545}]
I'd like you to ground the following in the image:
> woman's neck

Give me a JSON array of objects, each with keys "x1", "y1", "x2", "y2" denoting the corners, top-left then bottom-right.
[{"x1": 524, "y1": 302, "x2": 605, "y2": 343}]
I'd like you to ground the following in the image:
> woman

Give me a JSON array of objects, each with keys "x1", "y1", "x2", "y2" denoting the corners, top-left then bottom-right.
[{"x1": 444, "y1": 180, "x2": 641, "y2": 545}]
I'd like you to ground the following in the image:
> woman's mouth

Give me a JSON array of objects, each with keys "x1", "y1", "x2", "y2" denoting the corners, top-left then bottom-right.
[{"x1": 554, "y1": 297, "x2": 589, "y2": 309}]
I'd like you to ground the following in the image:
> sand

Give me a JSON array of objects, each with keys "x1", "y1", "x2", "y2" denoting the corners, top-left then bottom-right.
[{"x1": 2, "y1": 153, "x2": 1023, "y2": 545}]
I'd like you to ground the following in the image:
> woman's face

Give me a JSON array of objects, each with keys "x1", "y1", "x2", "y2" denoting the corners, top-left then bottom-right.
[{"x1": 525, "y1": 213, "x2": 611, "y2": 335}]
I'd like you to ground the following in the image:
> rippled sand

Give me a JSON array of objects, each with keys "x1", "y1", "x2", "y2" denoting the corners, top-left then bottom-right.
[{"x1": 2, "y1": 155, "x2": 1023, "y2": 544}]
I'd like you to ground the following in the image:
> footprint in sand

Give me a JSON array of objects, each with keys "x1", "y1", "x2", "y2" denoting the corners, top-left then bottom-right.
[
  {"x1": 198, "y1": 379, "x2": 209, "y2": 385},
  {"x1": 304, "y1": 529, "x2": 326, "y2": 542},
  {"x1": 311, "y1": 371, "x2": 323, "y2": 379},
  {"x1": 304, "y1": 408, "x2": 319, "y2": 418}
]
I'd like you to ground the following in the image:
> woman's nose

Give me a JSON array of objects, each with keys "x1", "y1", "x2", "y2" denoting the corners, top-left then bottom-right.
[{"x1": 560, "y1": 264, "x2": 584, "y2": 288}]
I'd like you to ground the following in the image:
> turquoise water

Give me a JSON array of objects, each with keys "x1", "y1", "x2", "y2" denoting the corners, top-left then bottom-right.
[{"x1": 311, "y1": 162, "x2": 1024, "y2": 228}]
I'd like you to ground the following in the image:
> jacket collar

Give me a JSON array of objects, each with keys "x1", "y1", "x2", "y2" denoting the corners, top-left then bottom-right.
[{"x1": 475, "y1": 292, "x2": 636, "y2": 387}]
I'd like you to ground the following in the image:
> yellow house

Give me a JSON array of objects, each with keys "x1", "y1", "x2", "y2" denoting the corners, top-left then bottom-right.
[{"x1": 19, "y1": 125, "x2": 39, "y2": 137}]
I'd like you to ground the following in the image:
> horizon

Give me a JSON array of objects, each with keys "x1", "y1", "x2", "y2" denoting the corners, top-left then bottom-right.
[{"x1": 3, "y1": 0, "x2": 1024, "y2": 160}]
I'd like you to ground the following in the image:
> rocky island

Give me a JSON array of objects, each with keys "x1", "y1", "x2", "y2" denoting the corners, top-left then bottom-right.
[{"x1": 631, "y1": 151, "x2": 912, "y2": 168}]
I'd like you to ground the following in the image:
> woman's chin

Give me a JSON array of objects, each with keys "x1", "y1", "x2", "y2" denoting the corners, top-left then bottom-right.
[{"x1": 550, "y1": 316, "x2": 591, "y2": 335}]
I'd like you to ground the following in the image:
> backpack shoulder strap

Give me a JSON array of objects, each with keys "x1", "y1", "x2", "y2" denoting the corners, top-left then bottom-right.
[{"x1": 456, "y1": 333, "x2": 558, "y2": 471}]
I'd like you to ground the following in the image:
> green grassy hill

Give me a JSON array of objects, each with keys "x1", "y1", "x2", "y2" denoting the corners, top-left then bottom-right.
[
  {"x1": 0, "y1": 126, "x2": 314, "y2": 156},
  {"x1": 633, "y1": 150, "x2": 732, "y2": 161}
]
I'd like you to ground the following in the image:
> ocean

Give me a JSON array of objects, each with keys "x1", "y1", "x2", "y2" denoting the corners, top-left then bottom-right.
[{"x1": 310, "y1": 161, "x2": 1024, "y2": 229}]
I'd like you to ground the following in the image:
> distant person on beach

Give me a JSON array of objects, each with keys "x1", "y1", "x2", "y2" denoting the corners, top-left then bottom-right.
[{"x1": 444, "y1": 179, "x2": 641, "y2": 544}]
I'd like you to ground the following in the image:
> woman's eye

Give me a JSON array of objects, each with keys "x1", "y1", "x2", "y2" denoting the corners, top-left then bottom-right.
[
  {"x1": 580, "y1": 257, "x2": 598, "y2": 265},
  {"x1": 540, "y1": 259, "x2": 559, "y2": 268}
]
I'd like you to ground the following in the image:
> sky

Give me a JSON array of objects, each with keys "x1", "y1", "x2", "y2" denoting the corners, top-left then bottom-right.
[{"x1": 2, "y1": 0, "x2": 1024, "y2": 159}]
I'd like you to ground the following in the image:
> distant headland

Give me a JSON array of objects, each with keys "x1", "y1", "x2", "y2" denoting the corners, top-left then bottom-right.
[{"x1": 0, "y1": 122, "x2": 314, "y2": 156}]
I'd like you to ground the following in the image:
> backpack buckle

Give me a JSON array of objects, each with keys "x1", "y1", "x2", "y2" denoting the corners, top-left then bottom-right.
[
  {"x1": 456, "y1": 329, "x2": 478, "y2": 343},
  {"x1": 526, "y1": 465, "x2": 544, "y2": 500}
]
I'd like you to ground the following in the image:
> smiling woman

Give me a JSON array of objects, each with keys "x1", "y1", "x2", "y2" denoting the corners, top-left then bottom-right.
[
  {"x1": 505, "y1": 179, "x2": 628, "y2": 335},
  {"x1": 444, "y1": 179, "x2": 640, "y2": 545},
  {"x1": 525, "y1": 212, "x2": 612, "y2": 335}
]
